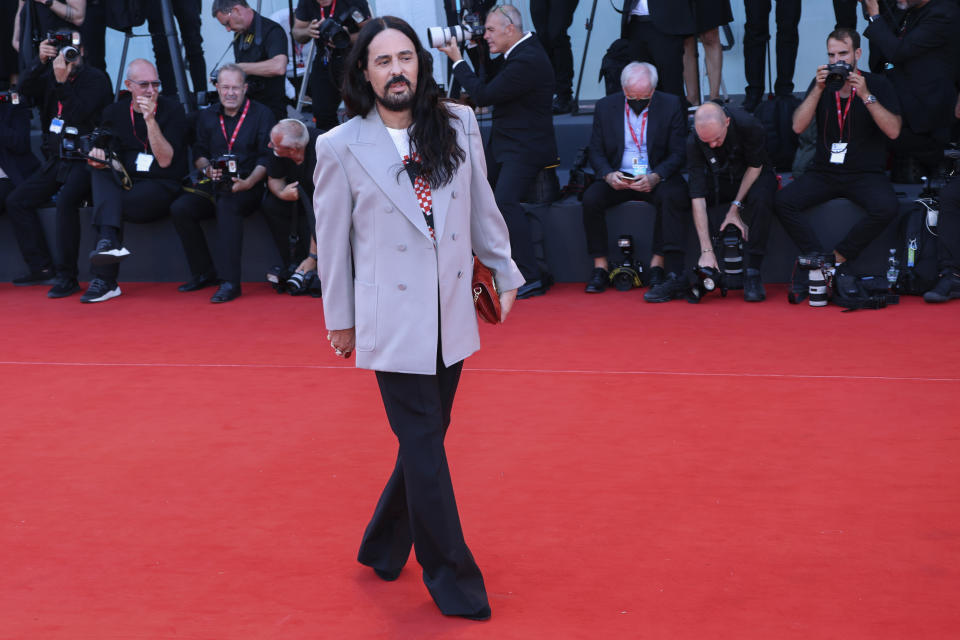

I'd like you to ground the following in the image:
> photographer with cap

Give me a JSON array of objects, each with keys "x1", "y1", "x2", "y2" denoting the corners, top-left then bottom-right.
[
  {"x1": 686, "y1": 102, "x2": 777, "y2": 302},
  {"x1": 12, "y1": 0, "x2": 85, "y2": 73},
  {"x1": 77, "y1": 59, "x2": 188, "y2": 303},
  {"x1": 212, "y1": 0, "x2": 289, "y2": 122},
  {"x1": 774, "y1": 28, "x2": 902, "y2": 302},
  {"x1": 292, "y1": 0, "x2": 371, "y2": 132},
  {"x1": 5, "y1": 30, "x2": 111, "y2": 294},
  {"x1": 170, "y1": 64, "x2": 275, "y2": 303}
]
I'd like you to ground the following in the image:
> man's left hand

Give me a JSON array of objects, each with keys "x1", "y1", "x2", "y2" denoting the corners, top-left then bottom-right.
[
  {"x1": 87, "y1": 147, "x2": 108, "y2": 169},
  {"x1": 436, "y1": 38, "x2": 462, "y2": 64},
  {"x1": 720, "y1": 207, "x2": 749, "y2": 241},
  {"x1": 861, "y1": 0, "x2": 879, "y2": 18},
  {"x1": 630, "y1": 172, "x2": 660, "y2": 193},
  {"x1": 232, "y1": 176, "x2": 252, "y2": 193},
  {"x1": 499, "y1": 288, "x2": 517, "y2": 322},
  {"x1": 137, "y1": 95, "x2": 158, "y2": 122}
]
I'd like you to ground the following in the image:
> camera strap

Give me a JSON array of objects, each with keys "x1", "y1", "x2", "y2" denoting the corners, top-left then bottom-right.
[{"x1": 219, "y1": 99, "x2": 250, "y2": 153}]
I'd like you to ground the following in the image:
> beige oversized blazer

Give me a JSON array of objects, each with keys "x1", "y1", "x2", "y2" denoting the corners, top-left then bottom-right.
[{"x1": 313, "y1": 102, "x2": 525, "y2": 375}]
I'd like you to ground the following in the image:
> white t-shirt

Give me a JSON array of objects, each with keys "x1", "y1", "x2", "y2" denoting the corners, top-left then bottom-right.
[
  {"x1": 630, "y1": 0, "x2": 650, "y2": 17},
  {"x1": 386, "y1": 125, "x2": 411, "y2": 159}
]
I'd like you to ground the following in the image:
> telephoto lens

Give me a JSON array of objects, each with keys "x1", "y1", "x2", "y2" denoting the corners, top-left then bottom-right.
[
  {"x1": 808, "y1": 267, "x2": 830, "y2": 307},
  {"x1": 285, "y1": 270, "x2": 307, "y2": 294}
]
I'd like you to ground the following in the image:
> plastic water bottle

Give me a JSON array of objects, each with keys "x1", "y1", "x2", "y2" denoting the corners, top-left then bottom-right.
[{"x1": 886, "y1": 249, "x2": 899, "y2": 292}]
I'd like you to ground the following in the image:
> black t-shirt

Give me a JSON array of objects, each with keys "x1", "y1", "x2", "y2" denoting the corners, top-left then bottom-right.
[
  {"x1": 267, "y1": 128, "x2": 320, "y2": 197},
  {"x1": 808, "y1": 71, "x2": 900, "y2": 174},
  {"x1": 194, "y1": 98, "x2": 276, "y2": 178},
  {"x1": 294, "y1": 0, "x2": 371, "y2": 32},
  {"x1": 233, "y1": 12, "x2": 288, "y2": 121},
  {"x1": 99, "y1": 95, "x2": 189, "y2": 181},
  {"x1": 686, "y1": 107, "x2": 768, "y2": 201}
]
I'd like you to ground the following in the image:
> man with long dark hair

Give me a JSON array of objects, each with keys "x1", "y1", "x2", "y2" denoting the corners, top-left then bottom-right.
[{"x1": 314, "y1": 16, "x2": 523, "y2": 621}]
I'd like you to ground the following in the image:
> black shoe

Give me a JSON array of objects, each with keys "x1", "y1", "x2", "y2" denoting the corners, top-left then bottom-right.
[
  {"x1": 80, "y1": 278, "x2": 121, "y2": 303},
  {"x1": 647, "y1": 266, "x2": 665, "y2": 289},
  {"x1": 552, "y1": 95, "x2": 572, "y2": 115},
  {"x1": 449, "y1": 605, "x2": 492, "y2": 621},
  {"x1": 210, "y1": 281, "x2": 241, "y2": 303},
  {"x1": 584, "y1": 267, "x2": 609, "y2": 293},
  {"x1": 178, "y1": 272, "x2": 219, "y2": 292},
  {"x1": 643, "y1": 272, "x2": 687, "y2": 302},
  {"x1": 742, "y1": 94, "x2": 762, "y2": 112},
  {"x1": 13, "y1": 268, "x2": 56, "y2": 286},
  {"x1": 47, "y1": 276, "x2": 81, "y2": 298},
  {"x1": 517, "y1": 273, "x2": 553, "y2": 299},
  {"x1": 373, "y1": 567, "x2": 401, "y2": 581},
  {"x1": 743, "y1": 268, "x2": 766, "y2": 302},
  {"x1": 923, "y1": 271, "x2": 960, "y2": 303},
  {"x1": 89, "y1": 237, "x2": 131, "y2": 265},
  {"x1": 788, "y1": 269, "x2": 808, "y2": 304}
]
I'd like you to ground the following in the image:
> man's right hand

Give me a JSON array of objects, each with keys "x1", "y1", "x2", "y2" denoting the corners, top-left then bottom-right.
[
  {"x1": 307, "y1": 19, "x2": 322, "y2": 40},
  {"x1": 605, "y1": 171, "x2": 630, "y2": 191},
  {"x1": 52, "y1": 50, "x2": 75, "y2": 83},
  {"x1": 278, "y1": 181, "x2": 300, "y2": 202},
  {"x1": 204, "y1": 165, "x2": 223, "y2": 181},
  {"x1": 87, "y1": 147, "x2": 108, "y2": 169},
  {"x1": 814, "y1": 64, "x2": 829, "y2": 91},
  {"x1": 38, "y1": 41, "x2": 59, "y2": 64}
]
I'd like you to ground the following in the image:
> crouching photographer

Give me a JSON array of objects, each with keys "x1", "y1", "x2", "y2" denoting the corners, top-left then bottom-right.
[
  {"x1": 170, "y1": 64, "x2": 276, "y2": 303},
  {"x1": 5, "y1": 32, "x2": 112, "y2": 295},
  {"x1": 79, "y1": 59, "x2": 188, "y2": 303},
  {"x1": 262, "y1": 118, "x2": 322, "y2": 296}
]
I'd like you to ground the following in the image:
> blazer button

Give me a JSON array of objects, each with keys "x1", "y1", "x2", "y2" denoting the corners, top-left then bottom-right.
[
  {"x1": 451, "y1": 191, "x2": 458, "y2": 199},
  {"x1": 398, "y1": 283, "x2": 407, "y2": 291},
  {"x1": 385, "y1": 206, "x2": 393, "y2": 213},
  {"x1": 397, "y1": 243, "x2": 406, "y2": 251},
  {"x1": 457, "y1": 270, "x2": 463, "y2": 279},
  {"x1": 451, "y1": 232, "x2": 458, "y2": 240}
]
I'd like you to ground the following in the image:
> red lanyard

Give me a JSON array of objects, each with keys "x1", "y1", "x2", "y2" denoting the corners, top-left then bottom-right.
[
  {"x1": 625, "y1": 101, "x2": 648, "y2": 151},
  {"x1": 319, "y1": 0, "x2": 336, "y2": 20},
  {"x1": 129, "y1": 102, "x2": 157, "y2": 153},
  {"x1": 835, "y1": 87, "x2": 856, "y2": 138},
  {"x1": 56, "y1": 101, "x2": 63, "y2": 118},
  {"x1": 219, "y1": 99, "x2": 250, "y2": 153}
]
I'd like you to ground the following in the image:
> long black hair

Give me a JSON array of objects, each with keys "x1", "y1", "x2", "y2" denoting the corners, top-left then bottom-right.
[{"x1": 342, "y1": 16, "x2": 465, "y2": 189}]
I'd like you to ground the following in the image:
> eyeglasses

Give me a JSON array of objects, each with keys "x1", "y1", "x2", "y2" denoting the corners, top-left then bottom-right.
[
  {"x1": 494, "y1": 6, "x2": 514, "y2": 25},
  {"x1": 130, "y1": 81, "x2": 161, "y2": 89}
]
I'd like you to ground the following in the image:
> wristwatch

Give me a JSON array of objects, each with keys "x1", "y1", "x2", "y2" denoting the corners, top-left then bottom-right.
[
  {"x1": 732, "y1": 200, "x2": 744, "y2": 211},
  {"x1": 864, "y1": 94, "x2": 878, "y2": 105},
  {"x1": 868, "y1": 14, "x2": 880, "y2": 24}
]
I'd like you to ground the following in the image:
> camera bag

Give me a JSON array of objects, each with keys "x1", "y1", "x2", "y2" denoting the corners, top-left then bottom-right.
[{"x1": 896, "y1": 202, "x2": 939, "y2": 295}]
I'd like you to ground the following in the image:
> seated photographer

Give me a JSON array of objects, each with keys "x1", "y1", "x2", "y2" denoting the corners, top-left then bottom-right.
[
  {"x1": 0, "y1": 79, "x2": 41, "y2": 216},
  {"x1": 212, "y1": 0, "x2": 289, "y2": 122},
  {"x1": 580, "y1": 62, "x2": 689, "y2": 301},
  {"x1": 170, "y1": 64, "x2": 276, "y2": 303},
  {"x1": 923, "y1": 178, "x2": 960, "y2": 303},
  {"x1": 262, "y1": 118, "x2": 321, "y2": 289},
  {"x1": 291, "y1": 0, "x2": 371, "y2": 132},
  {"x1": 79, "y1": 59, "x2": 188, "y2": 303},
  {"x1": 687, "y1": 102, "x2": 777, "y2": 302},
  {"x1": 862, "y1": 0, "x2": 959, "y2": 160},
  {"x1": 5, "y1": 33, "x2": 111, "y2": 293},
  {"x1": 12, "y1": 0, "x2": 85, "y2": 73},
  {"x1": 774, "y1": 28, "x2": 902, "y2": 302}
]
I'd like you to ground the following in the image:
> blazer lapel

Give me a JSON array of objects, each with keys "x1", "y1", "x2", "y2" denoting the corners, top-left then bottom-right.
[{"x1": 348, "y1": 109, "x2": 432, "y2": 240}]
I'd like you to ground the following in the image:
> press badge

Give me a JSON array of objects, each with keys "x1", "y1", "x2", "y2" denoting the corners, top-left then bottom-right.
[
  {"x1": 49, "y1": 117, "x2": 64, "y2": 134},
  {"x1": 228, "y1": 159, "x2": 238, "y2": 174},
  {"x1": 136, "y1": 152, "x2": 154, "y2": 172},
  {"x1": 632, "y1": 155, "x2": 648, "y2": 176},
  {"x1": 830, "y1": 142, "x2": 848, "y2": 165}
]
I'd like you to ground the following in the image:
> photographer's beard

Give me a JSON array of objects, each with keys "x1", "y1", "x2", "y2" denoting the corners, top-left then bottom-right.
[{"x1": 376, "y1": 75, "x2": 415, "y2": 113}]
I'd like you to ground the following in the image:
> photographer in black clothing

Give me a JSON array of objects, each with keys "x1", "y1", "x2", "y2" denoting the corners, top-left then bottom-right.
[
  {"x1": 775, "y1": 28, "x2": 902, "y2": 301},
  {"x1": 5, "y1": 33, "x2": 111, "y2": 290},
  {"x1": 147, "y1": 0, "x2": 206, "y2": 101},
  {"x1": 923, "y1": 178, "x2": 960, "y2": 302},
  {"x1": 212, "y1": 0, "x2": 289, "y2": 122},
  {"x1": 292, "y1": 0, "x2": 371, "y2": 132},
  {"x1": 170, "y1": 64, "x2": 276, "y2": 303},
  {"x1": 13, "y1": 0, "x2": 86, "y2": 73},
  {"x1": 77, "y1": 59, "x2": 188, "y2": 303},
  {"x1": 0, "y1": 81, "x2": 41, "y2": 215},
  {"x1": 262, "y1": 118, "x2": 320, "y2": 281},
  {"x1": 687, "y1": 102, "x2": 777, "y2": 302}
]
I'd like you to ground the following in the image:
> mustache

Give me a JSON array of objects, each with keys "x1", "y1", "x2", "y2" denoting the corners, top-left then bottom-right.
[{"x1": 385, "y1": 75, "x2": 411, "y2": 90}]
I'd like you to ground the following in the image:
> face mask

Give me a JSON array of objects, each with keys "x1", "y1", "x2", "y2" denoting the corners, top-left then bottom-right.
[{"x1": 627, "y1": 98, "x2": 650, "y2": 115}]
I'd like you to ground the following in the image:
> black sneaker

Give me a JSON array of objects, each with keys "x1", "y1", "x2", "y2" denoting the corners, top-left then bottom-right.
[
  {"x1": 923, "y1": 271, "x2": 960, "y2": 303},
  {"x1": 743, "y1": 268, "x2": 766, "y2": 302},
  {"x1": 643, "y1": 272, "x2": 687, "y2": 302},
  {"x1": 80, "y1": 278, "x2": 122, "y2": 303},
  {"x1": 47, "y1": 276, "x2": 81, "y2": 298},
  {"x1": 12, "y1": 268, "x2": 56, "y2": 286},
  {"x1": 584, "y1": 267, "x2": 609, "y2": 293},
  {"x1": 647, "y1": 266, "x2": 665, "y2": 289},
  {"x1": 89, "y1": 238, "x2": 131, "y2": 265}
]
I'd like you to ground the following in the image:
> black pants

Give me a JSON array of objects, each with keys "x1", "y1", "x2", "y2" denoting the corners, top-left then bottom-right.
[
  {"x1": 80, "y1": 0, "x2": 108, "y2": 77},
  {"x1": 358, "y1": 348, "x2": 489, "y2": 617},
  {"x1": 743, "y1": 0, "x2": 801, "y2": 99},
  {"x1": 147, "y1": 0, "x2": 206, "y2": 97},
  {"x1": 170, "y1": 185, "x2": 264, "y2": 286},
  {"x1": 833, "y1": 0, "x2": 859, "y2": 28},
  {"x1": 774, "y1": 170, "x2": 898, "y2": 261},
  {"x1": 530, "y1": 0, "x2": 579, "y2": 100},
  {"x1": 704, "y1": 170, "x2": 777, "y2": 267},
  {"x1": 0, "y1": 178, "x2": 13, "y2": 215},
  {"x1": 936, "y1": 178, "x2": 960, "y2": 271},
  {"x1": 5, "y1": 161, "x2": 88, "y2": 274},
  {"x1": 309, "y1": 53, "x2": 346, "y2": 133},
  {"x1": 88, "y1": 169, "x2": 180, "y2": 283},
  {"x1": 260, "y1": 190, "x2": 315, "y2": 267},
  {"x1": 488, "y1": 157, "x2": 544, "y2": 282},
  {"x1": 581, "y1": 175, "x2": 689, "y2": 258},
  {"x1": 626, "y1": 17, "x2": 685, "y2": 98}
]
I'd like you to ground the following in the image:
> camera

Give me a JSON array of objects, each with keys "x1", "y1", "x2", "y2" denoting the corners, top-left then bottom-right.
[
  {"x1": 687, "y1": 265, "x2": 725, "y2": 303},
  {"x1": 825, "y1": 61, "x2": 853, "y2": 87},
  {"x1": 427, "y1": 0, "x2": 486, "y2": 49},
  {"x1": 267, "y1": 265, "x2": 322, "y2": 297},
  {"x1": 426, "y1": 25, "x2": 466, "y2": 48},
  {"x1": 718, "y1": 226, "x2": 744, "y2": 289},
  {"x1": 608, "y1": 235, "x2": 644, "y2": 291},
  {"x1": 60, "y1": 126, "x2": 113, "y2": 161},
  {"x1": 210, "y1": 154, "x2": 239, "y2": 183},
  {"x1": 316, "y1": 10, "x2": 365, "y2": 50},
  {"x1": 46, "y1": 30, "x2": 81, "y2": 63},
  {"x1": 795, "y1": 253, "x2": 836, "y2": 307},
  {"x1": 0, "y1": 91, "x2": 21, "y2": 105}
]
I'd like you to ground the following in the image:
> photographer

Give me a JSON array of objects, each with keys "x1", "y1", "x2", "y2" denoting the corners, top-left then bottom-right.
[
  {"x1": 438, "y1": 4, "x2": 558, "y2": 298},
  {"x1": 170, "y1": 64, "x2": 275, "y2": 303},
  {"x1": 923, "y1": 178, "x2": 960, "y2": 302},
  {"x1": 212, "y1": 0, "x2": 289, "y2": 122},
  {"x1": 262, "y1": 118, "x2": 321, "y2": 287},
  {"x1": 12, "y1": 0, "x2": 86, "y2": 73},
  {"x1": 291, "y1": 0, "x2": 371, "y2": 132},
  {"x1": 774, "y1": 28, "x2": 902, "y2": 302},
  {"x1": 0, "y1": 79, "x2": 41, "y2": 216},
  {"x1": 687, "y1": 102, "x2": 777, "y2": 302},
  {"x1": 78, "y1": 59, "x2": 188, "y2": 303},
  {"x1": 5, "y1": 32, "x2": 111, "y2": 293}
]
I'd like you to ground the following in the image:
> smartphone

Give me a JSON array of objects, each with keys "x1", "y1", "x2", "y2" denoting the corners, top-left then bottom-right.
[{"x1": 619, "y1": 171, "x2": 639, "y2": 182}]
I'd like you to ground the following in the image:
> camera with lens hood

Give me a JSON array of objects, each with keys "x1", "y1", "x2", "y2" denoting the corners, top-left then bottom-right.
[
  {"x1": 47, "y1": 30, "x2": 81, "y2": 63},
  {"x1": 608, "y1": 235, "x2": 644, "y2": 291}
]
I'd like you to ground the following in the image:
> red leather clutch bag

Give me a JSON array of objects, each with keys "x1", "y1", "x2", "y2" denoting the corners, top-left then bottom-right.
[{"x1": 472, "y1": 257, "x2": 501, "y2": 324}]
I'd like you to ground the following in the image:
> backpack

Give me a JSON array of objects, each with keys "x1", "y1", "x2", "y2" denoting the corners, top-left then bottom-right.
[
  {"x1": 896, "y1": 199, "x2": 939, "y2": 295},
  {"x1": 105, "y1": 0, "x2": 146, "y2": 31},
  {"x1": 754, "y1": 95, "x2": 801, "y2": 172},
  {"x1": 560, "y1": 146, "x2": 595, "y2": 201}
]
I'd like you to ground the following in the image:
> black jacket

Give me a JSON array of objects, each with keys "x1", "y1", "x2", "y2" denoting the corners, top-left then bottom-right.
[
  {"x1": 193, "y1": 99, "x2": 276, "y2": 178},
  {"x1": 686, "y1": 107, "x2": 768, "y2": 202},
  {"x1": 864, "y1": 0, "x2": 960, "y2": 134},
  {"x1": 620, "y1": 0, "x2": 695, "y2": 38},
  {"x1": 0, "y1": 101, "x2": 41, "y2": 185},
  {"x1": 588, "y1": 90, "x2": 687, "y2": 182},
  {"x1": 451, "y1": 34, "x2": 558, "y2": 166}
]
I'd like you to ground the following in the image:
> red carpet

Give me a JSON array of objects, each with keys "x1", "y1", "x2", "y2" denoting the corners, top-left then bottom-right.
[{"x1": 1, "y1": 282, "x2": 958, "y2": 638}]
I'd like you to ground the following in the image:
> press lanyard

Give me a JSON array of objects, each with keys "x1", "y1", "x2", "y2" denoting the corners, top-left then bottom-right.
[
  {"x1": 219, "y1": 99, "x2": 250, "y2": 153},
  {"x1": 319, "y1": 0, "x2": 336, "y2": 20},
  {"x1": 835, "y1": 87, "x2": 856, "y2": 139},
  {"x1": 129, "y1": 102, "x2": 156, "y2": 152},
  {"x1": 56, "y1": 101, "x2": 63, "y2": 118},
  {"x1": 625, "y1": 101, "x2": 648, "y2": 151}
]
